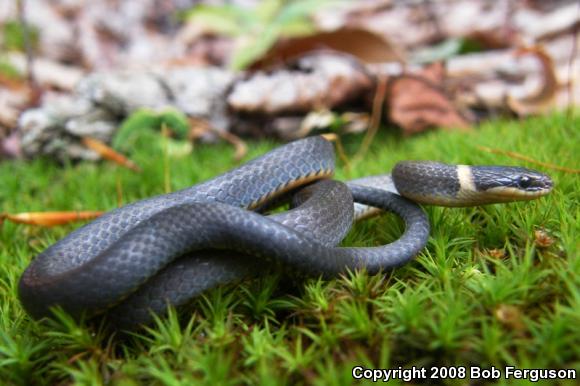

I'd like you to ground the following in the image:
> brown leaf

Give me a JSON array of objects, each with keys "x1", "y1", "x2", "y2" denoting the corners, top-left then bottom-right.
[
  {"x1": 228, "y1": 54, "x2": 374, "y2": 115},
  {"x1": 82, "y1": 137, "x2": 141, "y2": 172},
  {"x1": 0, "y1": 73, "x2": 27, "y2": 91},
  {"x1": 248, "y1": 27, "x2": 405, "y2": 70},
  {"x1": 2, "y1": 211, "x2": 104, "y2": 227},
  {"x1": 387, "y1": 67, "x2": 472, "y2": 134},
  {"x1": 418, "y1": 61, "x2": 446, "y2": 84},
  {"x1": 507, "y1": 46, "x2": 560, "y2": 116}
]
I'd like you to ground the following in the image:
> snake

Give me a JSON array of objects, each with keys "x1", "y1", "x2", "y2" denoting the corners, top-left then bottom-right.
[{"x1": 18, "y1": 136, "x2": 553, "y2": 328}]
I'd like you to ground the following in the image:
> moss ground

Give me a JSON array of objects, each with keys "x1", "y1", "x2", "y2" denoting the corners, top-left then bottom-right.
[{"x1": 0, "y1": 112, "x2": 578, "y2": 385}]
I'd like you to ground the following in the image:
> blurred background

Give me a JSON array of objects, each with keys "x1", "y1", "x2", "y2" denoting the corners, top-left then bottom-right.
[{"x1": 0, "y1": 0, "x2": 578, "y2": 162}]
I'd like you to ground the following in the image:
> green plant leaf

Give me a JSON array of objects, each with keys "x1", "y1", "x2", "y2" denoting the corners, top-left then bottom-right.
[
  {"x1": 185, "y1": 4, "x2": 255, "y2": 36},
  {"x1": 2, "y1": 20, "x2": 39, "y2": 52}
]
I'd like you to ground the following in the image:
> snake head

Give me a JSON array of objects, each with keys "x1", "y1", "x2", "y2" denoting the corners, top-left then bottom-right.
[
  {"x1": 393, "y1": 161, "x2": 554, "y2": 206},
  {"x1": 470, "y1": 166, "x2": 554, "y2": 202}
]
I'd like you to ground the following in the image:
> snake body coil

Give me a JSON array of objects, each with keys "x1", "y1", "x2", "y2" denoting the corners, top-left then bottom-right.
[{"x1": 18, "y1": 136, "x2": 552, "y2": 327}]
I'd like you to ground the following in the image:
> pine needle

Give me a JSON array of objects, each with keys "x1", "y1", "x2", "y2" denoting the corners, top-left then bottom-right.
[
  {"x1": 82, "y1": 137, "x2": 141, "y2": 172},
  {"x1": 1, "y1": 211, "x2": 103, "y2": 226},
  {"x1": 477, "y1": 145, "x2": 580, "y2": 173}
]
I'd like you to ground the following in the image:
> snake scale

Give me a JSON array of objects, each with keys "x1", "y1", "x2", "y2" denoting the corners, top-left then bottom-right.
[{"x1": 18, "y1": 136, "x2": 553, "y2": 328}]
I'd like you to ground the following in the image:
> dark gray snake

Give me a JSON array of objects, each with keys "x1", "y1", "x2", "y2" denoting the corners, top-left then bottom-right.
[{"x1": 18, "y1": 136, "x2": 553, "y2": 328}]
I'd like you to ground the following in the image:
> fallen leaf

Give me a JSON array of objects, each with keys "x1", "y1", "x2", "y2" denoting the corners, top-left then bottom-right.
[
  {"x1": 228, "y1": 53, "x2": 374, "y2": 115},
  {"x1": 82, "y1": 137, "x2": 141, "y2": 172},
  {"x1": 418, "y1": 61, "x2": 446, "y2": 84},
  {"x1": 0, "y1": 72, "x2": 27, "y2": 91},
  {"x1": 0, "y1": 131, "x2": 22, "y2": 158},
  {"x1": 2, "y1": 211, "x2": 103, "y2": 227},
  {"x1": 387, "y1": 64, "x2": 472, "y2": 134},
  {"x1": 507, "y1": 46, "x2": 560, "y2": 116},
  {"x1": 248, "y1": 27, "x2": 405, "y2": 70}
]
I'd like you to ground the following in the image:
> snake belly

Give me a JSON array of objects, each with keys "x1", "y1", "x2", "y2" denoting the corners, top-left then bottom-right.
[{"x1": 18, "y1": 136, "x2": 429, "y2": 326}]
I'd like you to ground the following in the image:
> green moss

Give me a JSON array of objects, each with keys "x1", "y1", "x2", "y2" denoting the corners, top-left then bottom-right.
[
  {"x1": 0, "y1": 112, "x2": 578, "y2": 385},
  {"x1": 113, "y1": 109, "x2": 191, "y2": 152}
]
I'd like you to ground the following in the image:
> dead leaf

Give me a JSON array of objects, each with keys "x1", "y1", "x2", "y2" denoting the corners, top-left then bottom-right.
[
  {"x1": 0, "y1": 131, "x2": 22, "y2": 159},
  {"x1": 387, "y1": 64, "x2": 472, "y2": 134},
  {"x1": 248, "y1": 27, "x2": 405, "y2": 70},
  {"x1": 82, "y1": 137, "x2": 141, "y2": 172},
  {"x1": 2, "y1": 211, "x2": 103, "y2": 227},
  {"x1": 418, "y1": 61, "x2": 446, "y2": 84},
  {"x1": 0, "y1": 89, "x2": 29, "y2": 129},
  {"x1": 0, "y1": 73, "x2": 27, "y2": 91},
  {"x1": 507, "y1": 46, "x2": 560, "y2": 116},
  {"x1": 228, "y1": 53, "x2": 374, "y2": 115},
  {"x1": 467, "y1": 30, "x2": 515, "y2": 51}
]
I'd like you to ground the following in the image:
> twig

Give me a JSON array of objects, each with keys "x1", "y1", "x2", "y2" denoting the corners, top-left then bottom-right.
[
  {"x1": 566, "y1": 3, "x2": 579, "y2": 120},
  {"x1": 16, "y1": 0, "x2": 40, "y2": 106},
  {"x1": 115, "y1": 174, "x2": 124, "y2": 207},
  {"x1": 161, "y1": 123, "x2": 171, "y2": 194},
  {"x1": 354, "y1": 74, "x2": 388, "y2": 162},
  {"x1": 188, "y1": 118, "x2": 248, "y2": 162},
  {"x1": 477, "y1": 145, "x2": 580, "y2": 174},
  {"x1": 215, "y1": 130, "x2": 248, "y2": 162},
  {"x1": 321, "y1": 133, "x2": 351, "y2": 172}
]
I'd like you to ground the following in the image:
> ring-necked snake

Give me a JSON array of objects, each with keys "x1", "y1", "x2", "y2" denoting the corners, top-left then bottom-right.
[{"x1": 18, "y1": 136, "x2": 553, "y2": 328}]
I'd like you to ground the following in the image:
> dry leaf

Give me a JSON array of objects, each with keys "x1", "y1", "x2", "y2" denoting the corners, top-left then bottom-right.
[
  {"x1": 2, "y1": 211, "x2": 103, "y2": 227},
  {"x1": 6, "y1": 53, "x2": 84, "y2": 91},
  {"x1": 0, "y1": 89, "x2": 29, "y2": 129},
  {"x1": 507, "y1": 46, "x2": 560, "y2": 116},
  {"x1": 0, "y1": 131, "x2": 22, "y2": 159},
  {"x1": 387, "y1": 65, "x2": 472, "y2": 134},
  {"x1": 228, "y1": 53, "x2": 374, "y2": 115},
  {"x1": 248, "y1": 27, "x2": 405, "y2": 70}
]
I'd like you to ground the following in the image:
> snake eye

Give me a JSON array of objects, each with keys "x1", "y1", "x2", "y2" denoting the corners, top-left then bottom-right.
[{"x1": 518, "y1": 176, "x2": 532, "y2": 189}]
